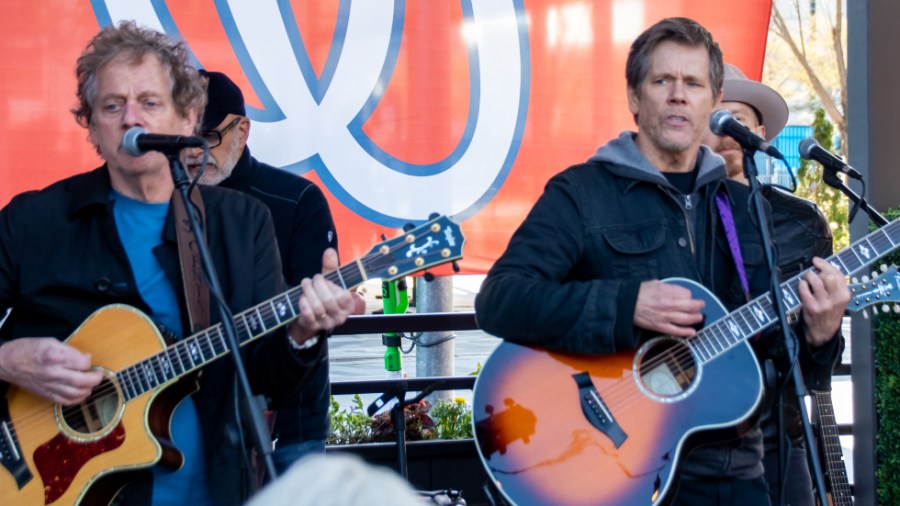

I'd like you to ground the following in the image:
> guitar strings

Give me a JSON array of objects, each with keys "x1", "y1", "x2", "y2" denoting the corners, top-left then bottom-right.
[
  {"x1": 574, "y1": 284, "x2": 809, "y2": 413},
  {"x1": 576, "y1": 241, "x2": 875, "y2": 414}
]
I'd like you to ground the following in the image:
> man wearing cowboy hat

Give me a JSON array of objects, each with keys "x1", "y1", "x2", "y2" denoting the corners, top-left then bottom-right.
[{"x1": 702, "y1": 64, "x2": 843, "y2": 506}]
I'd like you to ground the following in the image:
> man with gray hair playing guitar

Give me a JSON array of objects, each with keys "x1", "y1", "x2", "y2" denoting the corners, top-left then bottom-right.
[{"x1": 0, "y1": 21, "x2": 359, "y2": 506}]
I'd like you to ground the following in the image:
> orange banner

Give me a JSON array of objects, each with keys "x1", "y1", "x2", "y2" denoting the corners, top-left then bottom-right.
[{"x1": 0, "y1": 1, "x2": 771, "y2": 274}]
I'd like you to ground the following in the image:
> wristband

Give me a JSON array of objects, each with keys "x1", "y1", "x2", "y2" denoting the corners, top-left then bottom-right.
[{"x1": 288, "y1": 333, "x2": 319, "y2": 352}]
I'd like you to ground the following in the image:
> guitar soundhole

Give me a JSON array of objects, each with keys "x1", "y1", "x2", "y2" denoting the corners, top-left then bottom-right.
[
  {"x1": 635, "y1": 337, "x2": 697, "y2": 401},
  {"x1": 56, "y1": 368, "x2": 124, "y2": 441}
]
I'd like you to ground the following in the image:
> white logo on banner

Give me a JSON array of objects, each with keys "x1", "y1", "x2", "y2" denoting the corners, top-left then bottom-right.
[{"x1": 94, "y1": 0, "x2": 529, "y2": 226}]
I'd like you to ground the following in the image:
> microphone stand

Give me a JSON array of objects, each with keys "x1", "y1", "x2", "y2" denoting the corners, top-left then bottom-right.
[
  {"x1": 366, "y1": 379, "x2": 443, "y2": 479},
  {"x1": 167, "y1": 152, "x2": 278, "y2": 484},
  {"x1": 821, "y1": 169, "x2": 889, "y2": 227},
  {"x1": 741, "y1": 148, "x2": 827, "y2": 506}
]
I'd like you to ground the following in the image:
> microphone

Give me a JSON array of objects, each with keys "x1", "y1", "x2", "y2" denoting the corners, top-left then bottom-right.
[
  {"x1": 709, "y1": 109, "x2": 784, "y2": 160},
  {"x1": 798, "y1": 138, "x2": 862, "y2": 180},
  {"x1": 122, "y1": 127, "x2": 206, "y2": 157}
]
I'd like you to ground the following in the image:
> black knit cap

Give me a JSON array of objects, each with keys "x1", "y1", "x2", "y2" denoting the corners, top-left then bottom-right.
[{"x1": 199, "y1": 69, "x2": 246, "y2": 132}]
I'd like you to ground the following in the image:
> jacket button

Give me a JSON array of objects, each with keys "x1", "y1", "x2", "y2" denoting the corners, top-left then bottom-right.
[
  {"x1": 95, "y1": 277, "x2": 111, "y2": 292},
  {"x1": 677, "y1": 237, "x2": 688, "y2": 248}
]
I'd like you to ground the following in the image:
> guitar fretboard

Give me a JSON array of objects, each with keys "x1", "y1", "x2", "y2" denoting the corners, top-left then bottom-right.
[
  {"x1": 687, "y1": 219, "x2": 900, "y2": 364},
  {"x1": 813, "y1": 390, "x2": 854, "y2": 505},
  {"x1": 114, "y1": 259, "x2": 371, "y2": 401}
]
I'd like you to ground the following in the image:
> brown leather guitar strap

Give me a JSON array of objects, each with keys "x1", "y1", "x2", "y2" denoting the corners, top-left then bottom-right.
[{"x1": 172, "y1": 187, "x2": 210, "y2": 333}]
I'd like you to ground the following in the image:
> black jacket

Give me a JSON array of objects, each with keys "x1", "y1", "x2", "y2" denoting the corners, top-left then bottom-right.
[
  {"x1": 475, "y1": 133, "x2": 838, "y2": 480},
  {"x1": 476, "y1": 134, "x2": 770, "y2": 479},
  {"x1": 221, "y1": 148, "x2": 338, "y2": 443},
  {"x1": 758, "y1": 185, "x2": 841, "y2": 449},
  {"x1": 0, "y1": 166, "x2": 322, "y2": 505},
  {"x1": 476, "y1": 134, "x2": 770, "y2": 355}
]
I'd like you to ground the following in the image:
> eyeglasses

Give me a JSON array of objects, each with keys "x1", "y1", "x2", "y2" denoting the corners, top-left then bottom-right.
[{"x1": 201, "y1": 116, "x2": 242, "y2": 148}]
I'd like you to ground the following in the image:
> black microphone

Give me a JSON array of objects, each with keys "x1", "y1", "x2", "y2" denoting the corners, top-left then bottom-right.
[
  {"x1": 798, "y1": 138, "x2": 862, "y2": 180},
  {"x1": 709, "y1": 109, "x2": 784, "y2": 160},
  {"x1": 122, "y1": 127, "x2": 206, "y2": 156}
]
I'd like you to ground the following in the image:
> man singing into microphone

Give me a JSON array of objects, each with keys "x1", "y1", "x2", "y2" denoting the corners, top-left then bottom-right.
[
  {"x1": 0, "y1": 22, "x2": 358, "y2": 506},
  {"x1": 701, "y1": 64, "x2": 843, "y2": 506},
  {"x1": 476, "y1": 17, "x2": 848, "y2": 505}
]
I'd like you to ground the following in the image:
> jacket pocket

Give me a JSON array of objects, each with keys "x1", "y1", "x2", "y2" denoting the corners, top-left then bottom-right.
[{"x1": 602, "y1": 224, "x2": 666, "y2": 279}]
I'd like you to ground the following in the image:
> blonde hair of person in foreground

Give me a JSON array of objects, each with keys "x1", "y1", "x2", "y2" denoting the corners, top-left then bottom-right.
[{"x1": 245, "y1": 454, "x2": 427, "y2": 506}]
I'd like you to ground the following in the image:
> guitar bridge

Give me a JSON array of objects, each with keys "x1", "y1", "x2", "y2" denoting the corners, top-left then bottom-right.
[
  {"x1": 0, "y1": 410, "x2": 32, "y2": 489},
  {"x1": 572, "y1": 372, "x2": 627, "y2": 448}
]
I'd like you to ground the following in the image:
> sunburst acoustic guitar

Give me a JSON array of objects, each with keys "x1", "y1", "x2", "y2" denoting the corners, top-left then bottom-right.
[{"x1": 473, "y1": 220, "x2": 900, "y2": 506}]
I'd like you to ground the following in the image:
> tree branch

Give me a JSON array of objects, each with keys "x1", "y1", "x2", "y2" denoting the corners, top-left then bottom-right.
[
  {"x1": 833, "y1": 0, "x2": 848, "y2": 148},
  {"x1": 771, "y1": 2, "x2": 846, "y2": 149}
]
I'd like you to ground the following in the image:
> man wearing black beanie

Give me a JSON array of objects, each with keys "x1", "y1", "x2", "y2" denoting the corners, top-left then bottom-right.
[{"x1": 186, "y1": 70, "x2": 339, "y2": 473}]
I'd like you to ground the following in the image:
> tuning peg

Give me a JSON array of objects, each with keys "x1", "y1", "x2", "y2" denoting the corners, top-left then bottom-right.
[
  {"x1": 402, "y1": 223, "x2": 415, "y2": 232},
  {"x1": 452, "y1": 261, "x2": 460, "y2": 273},
  {"x1": 428, "y1": 212, "x2": 440, "y2": 220},
  {"x1": 851, "y1": 277, "x2": 859, "y2": 284},
  {"x1": 883, "y1": 304, "x2": 891, "y2": 314},
  {"x1": 882, "y1": 264, "x2": 889, "y2": 272},
  {"x1": 893, "y1": 304, "x2": 900, "y2": 313},
  {"x1": 862, "y1": 275, "x2": 870, "y2": 282},
  {"x1": 873, "y1": 306, "x2": 880, "y2": 315},
  {"x1": 423, "y1": 272, "x2": 435, "y2": 282},
  {"x1": 872, "y1": 271, "x2": 879, "y2": 279},
  {"x1": 862, "y1": 309, "x2": 869, "y2": 319}
]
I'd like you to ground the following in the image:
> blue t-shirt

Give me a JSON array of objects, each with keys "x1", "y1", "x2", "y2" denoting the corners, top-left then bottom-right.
[{"x1": 112, "y1": 191, "x2": 213, "y2": 506}]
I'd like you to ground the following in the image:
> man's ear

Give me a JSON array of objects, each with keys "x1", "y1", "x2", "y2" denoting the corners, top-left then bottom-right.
[
  {"x1": 713, "y1": 88, "x2": 723, "y2": 109},
  {"x1": 236, "y1": 118, "x2": 250, "y2": 151},
  {"x1": 87, "y1": 124, "x2": 103, "y2": 157},
  {"x1": 627, "y1": 86, "x2": 640, "y2": 116},
  {"x1": 757, "y1": 124, "x2": 767, "y2": 138}
]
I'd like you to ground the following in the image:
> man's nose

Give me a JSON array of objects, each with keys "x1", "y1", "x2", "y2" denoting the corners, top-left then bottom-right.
[
  {"x1": 122, "y1": 102, "x2": 143, "y2": 128},
  {"x1": 184, "y1": 146, "x2": 203, "y2": 158},
  {"x1": 668, "y1": 81, "x2": 687, "y2": 103}
]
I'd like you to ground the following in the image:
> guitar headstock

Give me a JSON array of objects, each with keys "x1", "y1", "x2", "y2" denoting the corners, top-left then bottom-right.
[
  {"x1": 848, "y1": 265, "x2": 900, "y2": 315},
  {"x1": 364, "y1": 215, "x2": 465, "y2": 281}
]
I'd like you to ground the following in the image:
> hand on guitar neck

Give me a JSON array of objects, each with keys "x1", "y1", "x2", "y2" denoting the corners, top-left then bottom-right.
[
  {"x1": 798, "y1": 257, "x2": 851, "y2": 348},
  {"x1": 287, "y1": 247, "x2": 366, "y2": 346}
]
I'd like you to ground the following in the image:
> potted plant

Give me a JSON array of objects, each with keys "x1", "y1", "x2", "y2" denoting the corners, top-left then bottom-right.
[{"x1": 326, "y1": 395, "x2": 487, "y2": 504}]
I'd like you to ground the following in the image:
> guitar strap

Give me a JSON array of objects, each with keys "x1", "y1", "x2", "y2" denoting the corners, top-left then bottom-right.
[
  {"x1": 714, "y1": 188, "x2": 751, "y2": 302},
  {"x1": 172, "y1": 187, "x2": 210, "y2": 333}
]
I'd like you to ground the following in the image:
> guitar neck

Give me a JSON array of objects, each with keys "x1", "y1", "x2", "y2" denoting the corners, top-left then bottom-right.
[
  {"x1": 687, "y1": 218, "x2": 900, "y2": 366},
  {"x1": 109, "y1": 213, "x2": 465, "y2": 402},
  {"x1": 813, "y1": 390, "x2": 854, "y2": 506},
  {"x1": 113, "y1": 260, "x2": 368, "y2": 402}
]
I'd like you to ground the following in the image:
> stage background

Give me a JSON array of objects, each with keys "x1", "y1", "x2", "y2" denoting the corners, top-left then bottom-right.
[{"x1": 0, "y1": 0, "x2": 772, "y2": 274}]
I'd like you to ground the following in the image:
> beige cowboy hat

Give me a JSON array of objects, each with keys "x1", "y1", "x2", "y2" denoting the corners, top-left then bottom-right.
[{"x1": 721, "y1": 64, "x2": 789, "y2": 141}]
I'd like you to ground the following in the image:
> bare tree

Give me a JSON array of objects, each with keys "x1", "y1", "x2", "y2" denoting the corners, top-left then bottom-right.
[{"x1": 769, "y1": 0, "x2": 847, "y2": 154}]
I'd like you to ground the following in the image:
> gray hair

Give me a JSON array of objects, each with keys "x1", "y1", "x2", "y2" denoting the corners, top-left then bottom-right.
[{"x1": 72, "y1": 21, "x2": 206, "y2": 129}]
